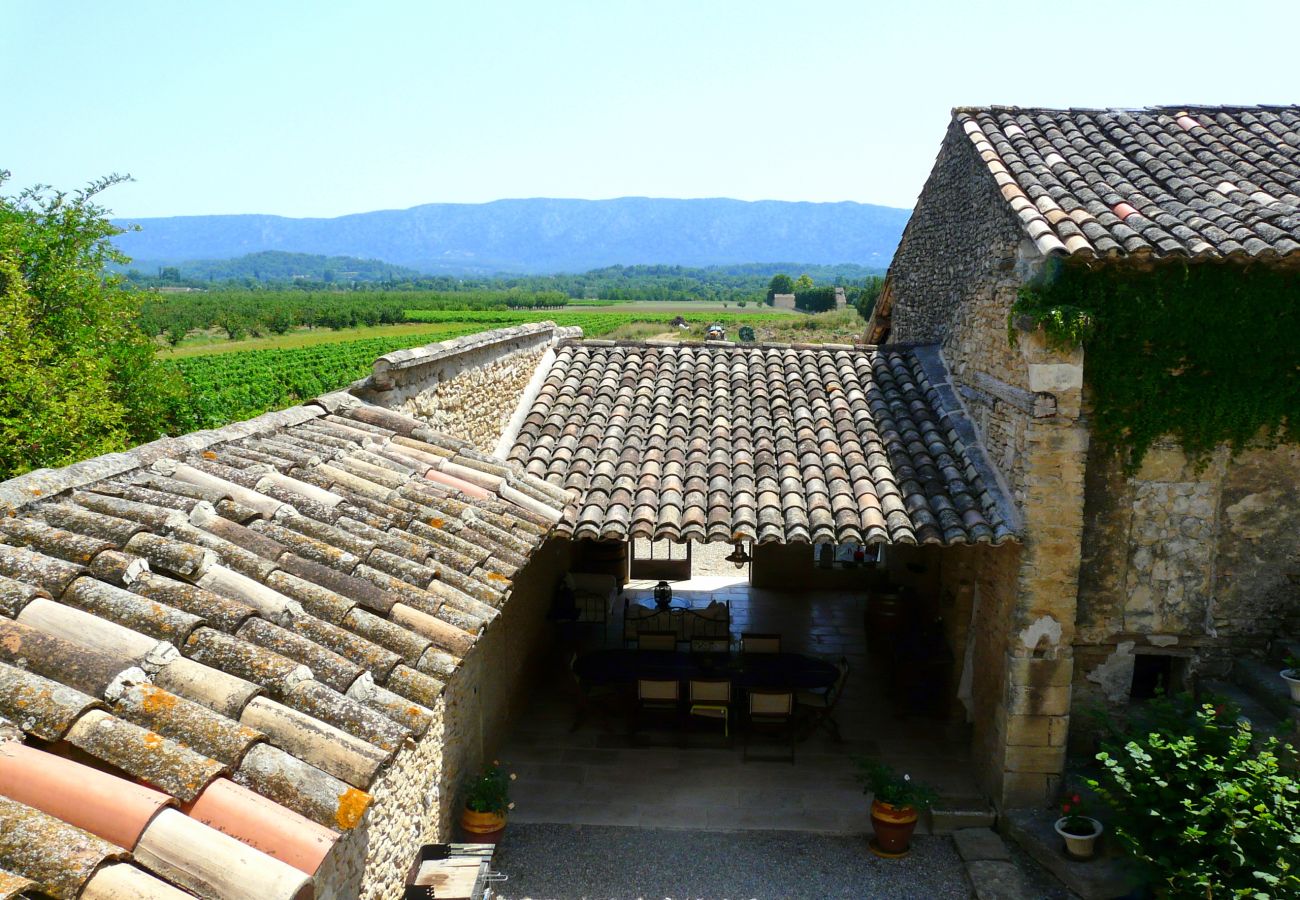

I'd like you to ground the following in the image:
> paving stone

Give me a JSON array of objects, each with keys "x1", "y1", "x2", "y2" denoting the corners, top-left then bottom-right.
[
  {"x1": 967, "y1": 859, "x2": 1030, "y2": 899},
  {"x1": 954, "y1": 827, "x2": 1011, "y2": 861}
]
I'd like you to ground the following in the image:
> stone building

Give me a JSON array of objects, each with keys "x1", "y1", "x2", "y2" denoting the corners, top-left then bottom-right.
[{"x1": 868, "y1": 105, "x2": 1300, "y2": 804}]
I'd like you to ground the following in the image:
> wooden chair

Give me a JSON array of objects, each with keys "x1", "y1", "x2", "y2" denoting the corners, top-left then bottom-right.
[
  {"x1": 687, "y1": 677, "x2": 732, "y2": 740},
  {"x1": 633, "y1": 677, "x2": 681, "y2": 738},
  {"x1": 740, "y1": 632, "x2": 782, "y2": 654},
  {"x1": 796, "y1": 656, "x2": 850, "y2": 741},
  {"x1": 637, "y1": 631, "x2": 678, "y2": 652},
  {"x1": 743, "y1": 689, "x2": 796, "y2": 763}
]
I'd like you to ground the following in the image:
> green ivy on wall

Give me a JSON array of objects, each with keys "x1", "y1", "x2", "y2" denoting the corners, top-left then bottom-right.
[{"x1": 1011, "y1": 259, "x2": 1300, "y2": 470}]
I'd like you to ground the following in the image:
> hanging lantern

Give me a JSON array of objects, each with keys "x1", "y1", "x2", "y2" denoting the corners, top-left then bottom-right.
[
  {"x1": 653, "y1": 580, "x2": 673, "y2": 611},
  {"x1": 724, "y1": 541, "x2": 752, "y2": 569}
]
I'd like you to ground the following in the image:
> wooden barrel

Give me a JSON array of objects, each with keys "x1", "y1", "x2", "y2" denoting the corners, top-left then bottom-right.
[{"x1": 866, "y1": 589, "x2": 905, "y2": 649}]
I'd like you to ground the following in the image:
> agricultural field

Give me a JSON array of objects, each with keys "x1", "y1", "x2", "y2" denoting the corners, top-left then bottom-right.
[{"x1": 163, "y1": 307, "x2": 851, "y2": 430}]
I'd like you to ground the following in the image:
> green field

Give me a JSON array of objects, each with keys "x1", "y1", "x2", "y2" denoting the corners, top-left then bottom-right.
[{"x1": 165, "y1": 306, "x2": 838, "y2": 430}]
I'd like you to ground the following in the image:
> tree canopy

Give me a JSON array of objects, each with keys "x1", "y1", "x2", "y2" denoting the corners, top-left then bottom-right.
[
  {"x1": 0, "y1": 172, "x2": 186, "y2": 479},
  {"x1": 767, "y1": 273, "x2": 794, "y2": 296}
]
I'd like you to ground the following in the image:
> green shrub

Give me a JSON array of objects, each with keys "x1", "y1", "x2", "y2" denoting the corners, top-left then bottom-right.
[
  {"x1": 1089, "y1": 697, "x2": 1300, "y2": 897},
  {"x1": 464, "y1": 761, "x2": 515, "y2": 814},
  {"x1": 853, "y1": 757, "x2": 938, "y2": 810}
]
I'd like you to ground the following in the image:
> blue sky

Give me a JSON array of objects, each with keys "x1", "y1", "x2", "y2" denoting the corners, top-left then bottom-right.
[{"x1": 5, "y1": 0, "x2": 1297, "y2": 218}]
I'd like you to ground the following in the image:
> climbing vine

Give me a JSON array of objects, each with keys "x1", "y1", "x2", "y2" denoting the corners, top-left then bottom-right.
[{"x1": 1011, "y1": 259, "x2": 1300, "y2": 470}]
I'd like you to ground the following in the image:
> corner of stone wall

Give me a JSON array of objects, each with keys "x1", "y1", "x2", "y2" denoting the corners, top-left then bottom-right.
[{"x1": 354, "y1": 324, "x2": 567, "y2": 454}]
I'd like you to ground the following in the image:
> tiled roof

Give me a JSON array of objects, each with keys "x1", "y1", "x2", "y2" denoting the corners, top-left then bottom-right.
[
  {"x1": 0, "y1": 393, "x2": 564, "y2": 899},
  {"x1": 509, "y1": 340, "x2": 1018, "y2": 546},
  {"x1": 957, "y1": 105, "x2": 1300, "y2": 260}
]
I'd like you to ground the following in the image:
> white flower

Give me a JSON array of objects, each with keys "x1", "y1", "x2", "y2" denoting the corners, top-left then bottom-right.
[
  {"x1": 510, "y1": 773, "x2": 517, "y2": 781},
  {"x1": 507, "y1": 802, "x2": 515, "y2": 810},
  {"x1": 903, "y1": 774, "x2": 911, "y2": 781}
]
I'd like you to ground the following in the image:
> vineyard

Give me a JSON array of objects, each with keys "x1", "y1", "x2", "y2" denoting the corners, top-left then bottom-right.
[{"x1": 164, "y1": 309, "x2": 802, "y2": 428}]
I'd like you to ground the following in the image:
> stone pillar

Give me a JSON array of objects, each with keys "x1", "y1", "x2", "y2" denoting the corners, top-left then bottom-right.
[{"x1": 994, "y1": 325, "x2": 1090, "y2": 808}]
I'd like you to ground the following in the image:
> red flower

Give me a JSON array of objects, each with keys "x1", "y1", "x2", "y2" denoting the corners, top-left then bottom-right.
[
  {"x1": 1061, "y1": 803, "x2": 1071, "y2": 813},
  {"x1": 1072, "y1": 794, "x2": 1081, "y2": 804}
]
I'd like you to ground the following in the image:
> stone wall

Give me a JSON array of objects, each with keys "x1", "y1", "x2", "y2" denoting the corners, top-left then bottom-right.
[
  {"x1": 883, "y1": 120, "x2": 1092, "y2": 808},
  {"x1": 884, "y1": 119, "x2": 1027, "y2": 346},
  {"x1": 1075, "y1": 441, "x2": 1300, "y2": 706},
  {"x1": 433, "y1": 536, "x2": 570, "y2": 838},
  {"x1": 355, "y1": 324, "x2": 576, "y2": 454},
  {"x1": 315, "y1": 537, "x2": 570, "y2": 899}
]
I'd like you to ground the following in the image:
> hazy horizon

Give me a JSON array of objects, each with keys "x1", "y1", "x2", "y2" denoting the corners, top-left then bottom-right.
[{"x1": 112, "y1": 195, "x2": 913, "y2": 223}]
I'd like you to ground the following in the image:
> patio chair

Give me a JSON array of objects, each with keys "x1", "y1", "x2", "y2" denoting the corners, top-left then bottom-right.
[
  {"x1": 689, "y1": 637, "x2": 730, "y2": 654},
  {"x1": 633, "y1": 677, "x2": 681, "y2": 739},
  {"x1": 796, "y1": 656, "x2": 850, "y2": 742},
  {"x1": 637, "y1": 631, "x2": 678, "y2": 652},
  {"x1": 743, "y1": 688, "x2": 796, "y2": 763},
  {"x1": 687, "y1": 677, "x2": 732, "y2": 740},
  {"x1": 740, "y1": 632, "x2": 782, "y2": 654}
]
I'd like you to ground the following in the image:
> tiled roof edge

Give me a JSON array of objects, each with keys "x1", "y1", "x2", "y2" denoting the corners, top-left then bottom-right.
[
  {"x1": 555, "y1": 337, "x2": 887, "y2": 352},
  {"x1": 911, "y1": 344, "x2": 1024, "y2": 538},
  {"x1": 953, "y1": 103, "x2": 1300, "y2": 116},
  {"x1": 0, "y1": 405, "x2": 326, "y2": 516}
]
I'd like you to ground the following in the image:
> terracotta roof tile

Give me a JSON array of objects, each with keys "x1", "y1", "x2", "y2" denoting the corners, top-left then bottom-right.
[
  {"x1": 0, "y1": 388, "x2": 563, "y2": 897},
  {"x1": 510, "y1": 341, "x2": 1017, "y2": 546},
  {"x1": 955, "y1": 105, "x2": 1300, "y2": 260}
]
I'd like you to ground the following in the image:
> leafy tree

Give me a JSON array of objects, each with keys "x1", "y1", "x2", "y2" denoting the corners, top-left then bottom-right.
[
  {"x1": 857, "y1": 275, "x2": 886, "y2": 320},
  {"x1": 767, "y1": 273, "x2": 794, "y2": 296},
  {"x1": 266, "y1": 306, "x2": 293, "y2": 335},
  {"x1": 0, "y1": 172, "x2": 189, "y2": 479},
  {"x1": 793, "y1": 273, "x2": 814, "y2": 292}
]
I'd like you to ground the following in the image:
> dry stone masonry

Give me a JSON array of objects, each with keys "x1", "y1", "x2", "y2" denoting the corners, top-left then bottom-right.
[{"x1": 883, "y1": 104, "x2": 1300, "y2": 807}]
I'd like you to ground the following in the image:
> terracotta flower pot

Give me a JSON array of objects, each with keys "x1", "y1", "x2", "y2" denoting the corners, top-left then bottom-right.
[
  {"x1": 869, "y1": 799, "x2": 919, "y2": 858},
  {"x1": 461, "y1": 806, "x2": 506, "y2": 844},
  {"x1": 1054, "y1": 816, "x2": 1103, "y2": 860}
]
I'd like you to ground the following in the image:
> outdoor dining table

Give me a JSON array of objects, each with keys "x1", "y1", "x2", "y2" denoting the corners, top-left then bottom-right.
[{"x1": 574, "y1": 648, "x2": 839, "y2": 691}]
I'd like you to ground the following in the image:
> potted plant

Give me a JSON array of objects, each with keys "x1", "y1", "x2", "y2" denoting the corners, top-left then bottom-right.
[
  {"x1": 460, "y1": 760, "x2": 515, "y2": 844},
  {"x1": 1053, "y1": 792, "x2": 1103, "y2": 860},
  {"x1": 1279, "y1": 655, "x2": 1300, "y2": 703},
  {"x1": 854, "y1": 757, "x2": 937, "y2": 858}
]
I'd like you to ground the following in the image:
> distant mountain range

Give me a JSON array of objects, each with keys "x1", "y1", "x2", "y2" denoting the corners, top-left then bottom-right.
[{"x1": 112, "y1": 197, "x2": 910, "y2": 274}]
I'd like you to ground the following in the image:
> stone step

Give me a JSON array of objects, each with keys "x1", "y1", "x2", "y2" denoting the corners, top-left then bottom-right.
[
  {"x1": 929, "y1": 796, "x2": 996, "y2": 834},
  {"x1": 1001, "y1": 808, "x2": 1142, "y2": 900},
  {"x1": 1232, "y1": 657, "x2": 1296, "y2": 721},
  {"x1": 1202, "y1": 678, "x2": 1290, "y2": 740}
]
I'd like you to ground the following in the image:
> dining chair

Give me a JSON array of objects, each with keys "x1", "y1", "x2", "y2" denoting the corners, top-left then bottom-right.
[
  {"x1": 743, "y1": 688, "x2": 796, "y2": 763},
  {"x1": 633, "y1": 677, "x2": 681, "y2": 738},
  {"x1": 796, "y1": 656, "x2": 850, "y2": 741},
  {"x1": 740, "y1": 632, "x2": 782, "y2": 654},
  {"x1": 637, "y1": 631, "x2": 678, "y2": 652},
  {"x1": 687, "y1": 677, "x2": 732, "y2": 740}
]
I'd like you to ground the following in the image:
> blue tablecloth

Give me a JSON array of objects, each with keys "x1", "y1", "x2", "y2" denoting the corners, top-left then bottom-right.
[{"x1": 574, "y1": 649, "x2": 839, "y2": 691}]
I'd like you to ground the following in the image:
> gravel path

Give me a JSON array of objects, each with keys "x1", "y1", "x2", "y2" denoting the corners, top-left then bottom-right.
[{"x1": 491, "y1": 824, "x2": 974, "y2": 900}]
